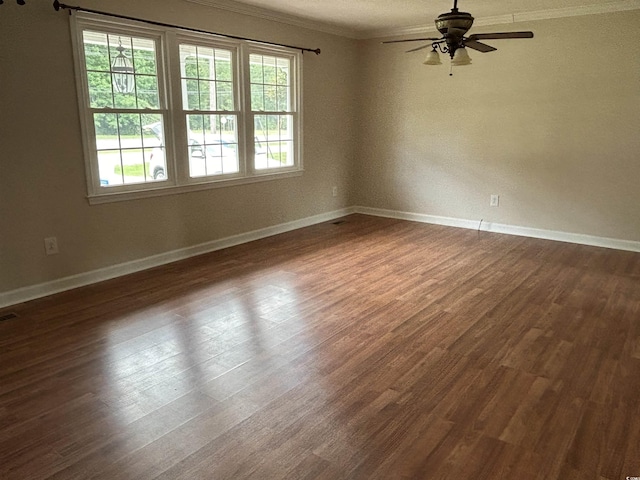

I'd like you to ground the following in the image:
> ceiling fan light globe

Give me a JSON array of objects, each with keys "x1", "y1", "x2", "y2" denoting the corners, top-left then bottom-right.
[
  {"x1": 451, "y1": 47, "x2": 472, "y2": 66},
  {"x1": 423, "y1": 49, "x2": 442, "y2": 65}
]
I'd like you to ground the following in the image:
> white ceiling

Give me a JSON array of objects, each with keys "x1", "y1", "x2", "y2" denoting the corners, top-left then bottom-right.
[{"x1": 187, "y1": 0, "x2": 640, "y2": 38}]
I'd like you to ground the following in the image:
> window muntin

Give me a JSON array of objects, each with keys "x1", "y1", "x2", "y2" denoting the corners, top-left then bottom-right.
[{"x1": 73, "y1": 13, "x2": 301, "y2": 201}]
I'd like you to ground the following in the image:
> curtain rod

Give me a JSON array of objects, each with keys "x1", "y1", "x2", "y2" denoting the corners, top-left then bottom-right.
[{"x1": 52, "y1": 0, "x2": 321, "y2": 55}]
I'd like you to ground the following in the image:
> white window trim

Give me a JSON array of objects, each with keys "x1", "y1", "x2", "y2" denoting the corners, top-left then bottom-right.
[
  {"x1": 243, "y1": 44, "x2": 303, "y2": 177},
  {"x1": 70, "y1": 12, "x2": 303, "y2": 205}
]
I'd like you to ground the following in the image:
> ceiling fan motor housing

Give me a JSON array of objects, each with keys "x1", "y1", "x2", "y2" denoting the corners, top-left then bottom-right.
[
  {"x1": 436, "y1": 10, "x2": 474, "y2": 56},
  {"x1": 435, "y1": 10, "x2": 474, "y2": 35}
]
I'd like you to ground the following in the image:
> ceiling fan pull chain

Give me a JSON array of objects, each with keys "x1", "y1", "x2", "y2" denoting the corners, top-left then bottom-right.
[{"x1": 449, "y1": 64, "x2": 454, "y2": 76}]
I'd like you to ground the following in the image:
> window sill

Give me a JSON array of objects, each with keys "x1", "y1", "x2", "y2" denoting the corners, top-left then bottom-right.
[{"x1": 87, "y1": 169, "x2": 303, "y2": 205}]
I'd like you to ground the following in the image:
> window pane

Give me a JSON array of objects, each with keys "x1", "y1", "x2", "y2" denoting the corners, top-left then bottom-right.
[
  {"x1": 94, "y1": 113, "x2": 120, "y2": 149},
  {"x1": 135, "y1": 75, "x2": 159, "y2": 109},
  {"x1": 97, "y1": 149, "x2": 124, "y2": 186},
  {"x1": 106, "y1": 34, "x2": 135, "y2": 107},
  {"x1": 264, "y1": 85, "x2": 277, "y2": 111},
  {"x1": 249, "y1": 54, "x2": 263, "y2": 83},
  {"x1": 199, "y1": 80, "x2": 213, "y2": 110},
  {"x1": 108, "y1": 35, "x2": 133, "y2": 63},
  {"x1": 117, "y1": 147, "x2": 149, "y2": 184},
  {"x1": 251, "y1": 84, "x2": 264, "y2": 111},
  {"x1": 131, "y1": 37, "x2": 157, "y2": 75},
  {"x1": 276, "y1": 86, "x2": 289, "y2": 111},
  {"x1": 215, "y1": 52, "x2": 232, "y2": 81},
  {"x1": 217, "y1": 81, "x2": 233, "y2": 111},
  {"x1": 83, "y1": 31, "x2": 110, "y2": 72},
  {"x1": 181, "y1": 53, "x2": 198, "y2": 79},
  {"x1": 278, "y1": 115, "x2": 293, "y2": 141},
  {"x1": 142, "y1": 115, "x2": 164, "y2": 147},
  {"x1": 279, "y1": 141, "x2": 294, "y2": 166},
  {"x1": 87, "y1": 72, "x2": 113, "y2": 108},
  {"x1": 146, "y1": 147, "x2": 166, "y2": 181},
  {"x1": 108, "y1": 35, "x2": 135, "y2": 100},
  {"x1": 118, "y1": 114, "x2": 143, "y2": 149},
  {"x1": 188, "y1": 114, "x2": 205, "y2": 148},
  {"x1": 276, "y1": 58, "x2": 290, "y2": 85},
  {"x1": 187, "y1": 114, "x2": 238, "y2": 177},
  {"x1": 193, "y1": 46, "x2": 211, "y2": 79},
  {"x1": 112, "y1": 77, "x2": 136, "y2": 108},
  {"x1": 254, "y1": 114, "x2": 293, "y2": 170},
  {"x1": 183, "y1": 79, "x2": 199, "y2": 110},
  {"x1": 263, "y1": 59, "x2": 277, "y2": 85}
]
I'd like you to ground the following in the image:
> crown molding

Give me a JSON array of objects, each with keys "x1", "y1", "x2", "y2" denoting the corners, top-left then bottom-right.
[
  {"x1": 363, "y1": 0, "x2": 640, "y2": 39},
  {"x1": 184, "y1": 0, "x2": 640, "y2": 40},
  {"x1": 184, "y1": 0, "x2": 356, "y2": 38},
  {"x1": 514, "y1": 0, "x2": 640, "y2": 23}
]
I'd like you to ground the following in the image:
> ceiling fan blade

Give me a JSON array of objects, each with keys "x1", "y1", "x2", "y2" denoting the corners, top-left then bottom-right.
[
  {"x1": 467, "y1": 31, "x2": 534, "y2": 40},
  {"x1": 464, "y1": 39, "x2": 497, "y2": 53},
  {"x1": 382, "y1": 37, "x2": 442, "y2": 44},
  {"x1": 405, "y1": 44, "x2": 433, "y2": 53}
]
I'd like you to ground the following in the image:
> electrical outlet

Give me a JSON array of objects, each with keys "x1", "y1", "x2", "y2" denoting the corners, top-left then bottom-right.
[
  {"x1": 44, "y1": 237, "x2": 59, "y2": 255},
  {"x1": 490, "y1": 195, "x2": 500, "y2": 207},
  {"x1": 332, "y1": 186, "x2": 338, "y2": 197}
]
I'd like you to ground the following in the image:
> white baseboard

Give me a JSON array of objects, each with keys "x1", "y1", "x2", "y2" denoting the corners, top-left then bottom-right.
[
  {"x1": 354, "y1": 206, "x2": 640, "y2": 253},
  {"x1": 3, "y1": 205, "x2": 638, "y2": 310},
  {"x1": 0, "y1": 207, "x2": 355, "y2": 309}
]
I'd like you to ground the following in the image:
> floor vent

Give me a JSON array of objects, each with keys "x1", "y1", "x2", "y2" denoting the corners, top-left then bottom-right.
[
  {"x1": 0, "y1": 312, "x2": 18, "y2": 322},
  {"x1": 332, "y1": 220, "x2": 346, "y2": 225}
]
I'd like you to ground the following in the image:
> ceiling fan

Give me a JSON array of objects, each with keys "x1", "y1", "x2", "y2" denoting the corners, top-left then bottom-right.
[{"x1": 383, "y1": 0, "x2": 534, "y2": 67}]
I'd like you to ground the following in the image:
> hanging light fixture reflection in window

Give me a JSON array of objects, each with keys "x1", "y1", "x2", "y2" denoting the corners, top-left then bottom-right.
[{"x1": 111, "y1": 38, "x2": 135, "y2": 94}]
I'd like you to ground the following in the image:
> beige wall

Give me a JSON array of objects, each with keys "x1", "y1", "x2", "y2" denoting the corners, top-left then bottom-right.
[
  {"x1": 2, "y1": 4, "x2": 639, "y2": 297},
  {"x1": 0, "y1": 0, "x2": 358, "y2": 293},
  {"x1": 355, "y1": 11, "x2": 640, "y2": 241}
]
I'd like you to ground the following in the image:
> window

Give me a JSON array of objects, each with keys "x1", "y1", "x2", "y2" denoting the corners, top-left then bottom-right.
[
  {"x1": 72, "y1": 13, "x2": 302, "y2": 203},
  {"x1": 80, "y1": 30, "x2": 167, "y2": 187},
  {"x1": 180, "y1": 43, "x2": 239, "y2": 178},
  {"x1": 249, "y1": 53, "x2": 295, "y2": 171}
]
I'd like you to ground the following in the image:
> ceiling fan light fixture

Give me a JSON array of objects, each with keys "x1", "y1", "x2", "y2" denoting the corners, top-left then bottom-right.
[
  {"x1": 381, "y1": 1, "x2": 535, "y2": 74},
  {"x1": 423, "y1": 48, "x2": 442, "y2": 65},
  {"x1": 451, "y1": 47, "x2": 472, "y2": 66}
]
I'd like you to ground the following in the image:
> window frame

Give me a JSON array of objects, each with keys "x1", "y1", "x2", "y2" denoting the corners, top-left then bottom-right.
[
  {"x1": 173, "y1": 33, "x2": 245, "y2": 184},
  {"x1": 244, "y1": 45, "x2": 301, "y2": 176},
  {"x1": 71, "y1": 12, "x2": 303, "y2": 204}
]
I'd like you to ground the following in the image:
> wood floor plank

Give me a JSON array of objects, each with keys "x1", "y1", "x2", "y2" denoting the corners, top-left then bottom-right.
[{"x1": 1, "y1": 214, "x2": 639, "y2": 479}]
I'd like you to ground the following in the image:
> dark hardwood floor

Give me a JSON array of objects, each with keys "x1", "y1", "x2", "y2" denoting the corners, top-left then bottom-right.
[{"x1": 1, "y1": 214, "x2": 639, "y2": 479}]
